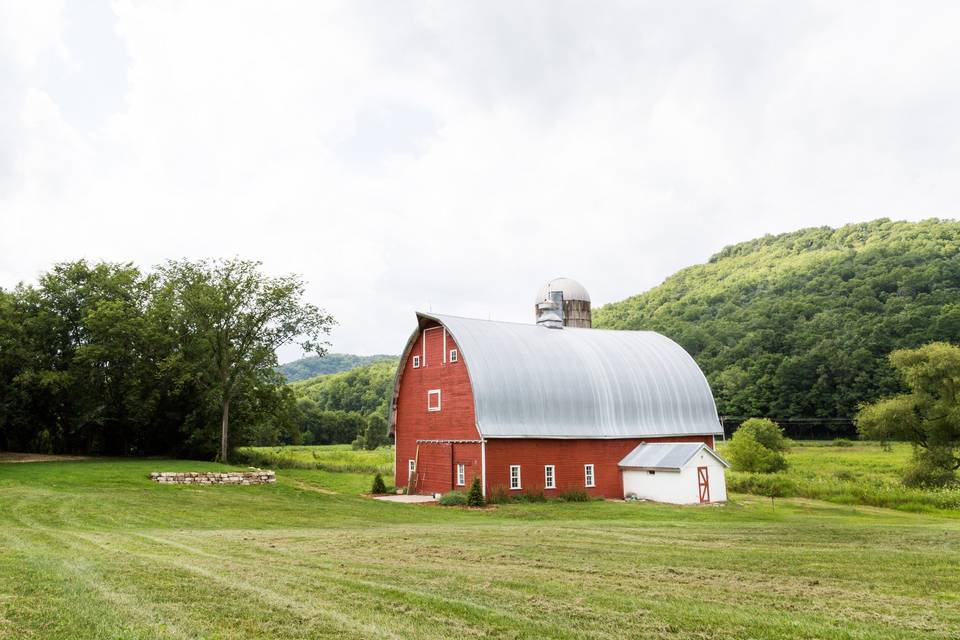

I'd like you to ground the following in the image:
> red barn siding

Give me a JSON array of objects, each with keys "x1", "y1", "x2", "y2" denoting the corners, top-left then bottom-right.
[
  {"x1": 394, "y1": 322, "x2": 479, "y2": 491},
  {"x1": 484, "y1": 435, "x2": 715, "y2": 498}
]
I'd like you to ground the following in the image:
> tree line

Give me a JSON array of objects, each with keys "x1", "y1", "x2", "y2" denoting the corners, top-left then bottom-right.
[{"x1": 0, "y1": 259, "x2": 333, "y2": 460}]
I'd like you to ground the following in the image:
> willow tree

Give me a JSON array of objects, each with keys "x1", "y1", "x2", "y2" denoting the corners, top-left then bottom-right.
[{"x1": 159, "y1": 259, "x2": 335, "y2": 462}]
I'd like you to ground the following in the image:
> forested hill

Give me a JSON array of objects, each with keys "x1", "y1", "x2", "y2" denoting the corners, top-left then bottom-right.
[
  {"x1": 594, "y1": 218, "x2": 960, "y2": 425},
  {"x1": 278, "y1": 353, "x2": 397, "y2": 382}
]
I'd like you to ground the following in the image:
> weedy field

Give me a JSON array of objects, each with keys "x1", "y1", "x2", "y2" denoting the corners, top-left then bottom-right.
[
  {"x1": 721, "y1": 440, "x2": 960, "y2": 512},
  {"x1": 0, "y1": 447, "x2": 958, "y2": 639}
]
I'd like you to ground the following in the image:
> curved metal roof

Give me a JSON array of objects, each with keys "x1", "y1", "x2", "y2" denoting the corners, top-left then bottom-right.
[
  {"x1": 535, "y1": 277, "x2": 591, "y2": 303},
  {"x1": 420, "y1": 312, "x2": 722, "y2": 439}
]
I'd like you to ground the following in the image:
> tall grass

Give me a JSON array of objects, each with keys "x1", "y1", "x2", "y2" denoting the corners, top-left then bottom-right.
[
  {"x1": 236, "y1": 445, "x2": 393, "y2": 475},
  {"x1": 722, "y1": 441, "x2": 960, "y2": 512}
]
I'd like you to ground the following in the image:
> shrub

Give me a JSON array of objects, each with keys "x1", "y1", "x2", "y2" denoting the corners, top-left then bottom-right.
[
  {"x1": 371, "y1": 473, "x2": 387, "y2": 494},
  {"x1": 467, "y1": 477, "x2": 485, "y2": 506},
  {"x1": 351, "y1": 436, "x2": 365, "y2": 450},
  {"x1": 833, "y1": 438, "x2": 854, "y2": 447},
  {"x1": 903, "y1": 448, "x2": 958, "y2": 487},
  {"x1": 727, "y1": 427, "x2": 787, "y2": 473},
  {"x1": 363, "y1": 415, "x2": 388, "y2": 451},
  {"x1": 557, "y1": 490, "x2": 591, "y2": 502},
  {"x1": 514, "y1": 487, "x2": 547, "y2": 503},
  {"x1": 736, "y1": 418, "x2": 789, "y2": 451},
  {"x1": 486, "y1": 485, "x2": 511, "y2": 504},
  {"x1": 439, "y1": 491, "x2": 467, "y2": 506}
]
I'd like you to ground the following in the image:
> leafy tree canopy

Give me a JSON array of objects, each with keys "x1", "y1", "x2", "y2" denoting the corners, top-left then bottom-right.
[{"x1": 857, "y1": 342, "x2": 960, "y2": 486}]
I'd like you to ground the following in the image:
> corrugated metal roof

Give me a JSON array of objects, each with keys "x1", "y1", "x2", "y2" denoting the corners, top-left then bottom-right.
[
  {"x1": 419, "y1": 312, "x2": 722, "y2": 439},
  {"x1": 618, "y1": 442, "x2": 729, "y2": 470}
]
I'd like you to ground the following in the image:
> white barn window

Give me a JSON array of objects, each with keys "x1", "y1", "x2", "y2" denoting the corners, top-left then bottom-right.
[
  {"x1": 456, "y1": 463, "x2": 465, "y2": 486},
  {"x1": 408, "y1": 459, "x2": 416, "y2": 479},
  {"x1": 427, "y1": 389, "x2": 441, "y2": 412},
  {"x1": 509, "y1": 465, "x2": 521, "y2": 490},
  {"x1": 449, "y1": 349, "x2": 458, "y2": 363},
  {"x1": 544, "y1": 465, "x2": 556, "y2": 489},
  {"x1": 584, "y1": 464, "x2": 595, "y2": 488},
  {"x1": 412, "y1": 355, "x2": 420, "y2": 369}
]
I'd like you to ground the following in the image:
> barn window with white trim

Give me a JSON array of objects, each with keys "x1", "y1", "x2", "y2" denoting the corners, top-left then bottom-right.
[
  {"x1": 456, "y1": 463, "x2": 465, "y2": 486},
  {"x1": 449, "y1": 349, "x2": 458, "y2": 362},
  {"x1": 408, "y1": 459, "x2": 416, "y2": 479},
  {"x1": 427, "y1": 389, "x2": 441, "y2": 412},
  {"x1": 584, "y1": 464, "x2": 595, "y2": 487},
  {"x1": 412, "y1": 355, "x2": 420, "y2": 368},
  {"x1": 544, "y1": 465, "x2": 556, "y2": 489},
  {"x1": 509, "y1": 465, "x2": 521, "y2": 490}
]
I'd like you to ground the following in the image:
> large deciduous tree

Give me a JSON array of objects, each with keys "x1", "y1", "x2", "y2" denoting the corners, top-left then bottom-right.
[
  {"x1": 857, "y1": 342, "x2": 960, "y2": 486},
  {"x1": 159, "y1": 259, "x2": 334, "y2": 461}
]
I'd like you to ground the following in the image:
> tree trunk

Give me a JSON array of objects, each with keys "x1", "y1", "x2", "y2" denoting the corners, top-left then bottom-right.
[{"x1": 220, "y1": 398, "x2": 230, "y2": 463}]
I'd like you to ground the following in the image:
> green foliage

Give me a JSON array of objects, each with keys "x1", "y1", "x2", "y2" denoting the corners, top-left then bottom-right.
[
  {"x1": 236, "y1": 445, "x2": 392, "y2": 475},
  {"x1": 833, "y1": 438, "x2": 854, "y2": 447},
  {"x1": 278, "y1": 354, "x2": 397, "y2": 382},
  {"x1": 735, "y1": 418, "x2": 789, "y2": 451},
  {"x1": 486, "y1": 485, "x2": 511, "y2": 504},
  {"x1": 722, "y1": 440, "x2": 960, "y2": 511},
  {"x1": 514, "y1": 487, "x2": 547, "y2": 503},
  {"x1": 371, "y1": 473, "x2": 387, "y2": 494},
  {"x1": 727, "y1": 424, "x2": 788, "y2": 473},
  {"x1": 595, "y1": 219, "x2": 960, "y2": 427},
  {"x1": 363, "y1": 415, "x2": 388, "y2": 451},
  {"x1": 0, "y1": 259, "x2": 333, "y2": 460},
  {"x1": 467, "y1": 476, "x2": 485, "y2": 506},
  {"x1": 857, "y1": 342, "x2": 960, "y2": 486},
  {"x1": 438, "y1": 491, "x2": 468, "y2": 506},
  {"x1": 291, "y1": 360, "x2": 397, "y2": 417},
  {"x1": 557, "y1": 490, "x2": 592, "y2": 502}
]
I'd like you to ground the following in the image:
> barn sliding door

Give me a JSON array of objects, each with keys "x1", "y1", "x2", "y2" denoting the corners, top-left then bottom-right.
[{"x1": 697, "y1": 466, "x2": 710, "y2": 503}]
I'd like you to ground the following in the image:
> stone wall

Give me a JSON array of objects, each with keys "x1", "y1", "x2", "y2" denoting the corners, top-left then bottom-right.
[{"x1": 149, "y1": 471, "x2": 276, "y2": 485}]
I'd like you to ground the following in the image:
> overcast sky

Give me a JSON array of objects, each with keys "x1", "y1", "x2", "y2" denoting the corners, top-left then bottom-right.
[{"x1": 2, "y1": 1, "x2": 959, "y2": 361}]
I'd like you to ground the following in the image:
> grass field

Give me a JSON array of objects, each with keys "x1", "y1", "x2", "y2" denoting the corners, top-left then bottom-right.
[
  {"x1": 721, "y1": 440, "x2": 960, "y2": 512},
  {"x1": 1, "y1": 450, "x2": 959, "y2": 639},
  {"x1": 239, "y1": 444, "x2": 393, "y2": 476}
]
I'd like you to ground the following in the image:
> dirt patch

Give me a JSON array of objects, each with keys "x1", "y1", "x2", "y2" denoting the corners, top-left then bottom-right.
[{"x1": 0, "y1": 452, "x2": 92, "y2": 463}]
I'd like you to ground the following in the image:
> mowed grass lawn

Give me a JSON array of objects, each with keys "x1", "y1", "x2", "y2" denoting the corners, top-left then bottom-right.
[{"x1": 0, "y1": 455, "x2": 958, "y2": 639}]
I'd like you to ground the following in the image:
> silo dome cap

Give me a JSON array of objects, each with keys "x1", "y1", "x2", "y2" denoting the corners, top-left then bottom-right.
[{"x1": 535, "y1": 277, "x2": 590, "y2": 304}]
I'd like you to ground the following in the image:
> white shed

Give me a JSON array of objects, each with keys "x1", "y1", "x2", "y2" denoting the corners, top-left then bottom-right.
[{"x1": 619, "y1": 442, "x2": 729, "y2": 504}]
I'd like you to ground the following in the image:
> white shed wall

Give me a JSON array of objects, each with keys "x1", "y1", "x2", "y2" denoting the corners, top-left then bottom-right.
[{"x1": 621, "y1": 450, "x2": 727, "y2": 504}]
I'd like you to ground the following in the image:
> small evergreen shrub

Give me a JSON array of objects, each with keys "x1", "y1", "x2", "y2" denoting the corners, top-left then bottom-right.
[
  {"x1": 439, "y1": 491, "x2": 468, "y2": 506},
  {"x1": 467, "y1": 477, "x2": 485, "y2": 506},
  {"x1": 371, "y1": 473, "x2": 387, "y2": 494}
]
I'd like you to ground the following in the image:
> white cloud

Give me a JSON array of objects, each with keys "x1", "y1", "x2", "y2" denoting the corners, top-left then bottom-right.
[{"x1": 1, "y1": 1, "x2": 959, "y2": 359}]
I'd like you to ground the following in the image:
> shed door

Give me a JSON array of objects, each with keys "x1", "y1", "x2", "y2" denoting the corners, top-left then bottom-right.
[{"x1": 697, "y1": 466, "x2": 710, "y2": 503}]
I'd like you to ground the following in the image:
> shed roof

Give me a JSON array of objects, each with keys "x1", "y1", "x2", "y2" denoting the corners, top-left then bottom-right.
[
  {"x1": 618, "y1": 442, "x2": 729, "y2": 470},
  {"x1": 400, "y1": 312, "x2": 722, "y2": 439}
]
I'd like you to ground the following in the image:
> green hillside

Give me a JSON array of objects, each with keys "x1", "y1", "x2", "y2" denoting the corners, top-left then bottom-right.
[
  {"x1": 278, "y1": 353, "x2": 396, "y2": 382},
  {"x1": 595, "y1": 218, "x2": 960, "y2": 425},
  {"x1": 290, "y1": 359, "x2": 398, "y2": 417}
]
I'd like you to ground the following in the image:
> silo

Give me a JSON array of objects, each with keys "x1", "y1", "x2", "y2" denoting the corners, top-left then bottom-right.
[{"x1": 534, "y1": 278, "x2": 592, "y2": 328}]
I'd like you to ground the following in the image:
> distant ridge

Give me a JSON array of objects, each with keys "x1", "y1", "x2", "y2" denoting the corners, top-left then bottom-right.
[{"x1": 277, "y1": 353, "x2": 397, "y2": 382}]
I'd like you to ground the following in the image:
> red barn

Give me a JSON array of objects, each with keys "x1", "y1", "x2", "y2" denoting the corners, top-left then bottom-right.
[{"x1": 389, "y1": 280, "x2": 726, "y2": 502}]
